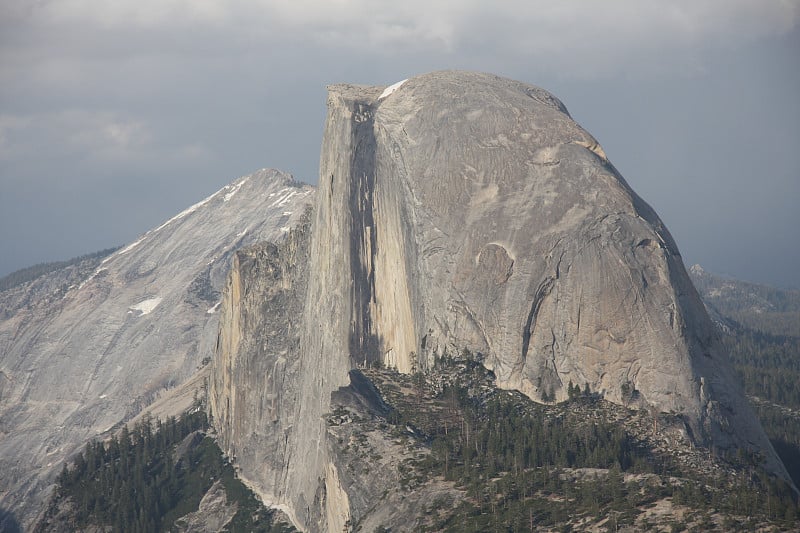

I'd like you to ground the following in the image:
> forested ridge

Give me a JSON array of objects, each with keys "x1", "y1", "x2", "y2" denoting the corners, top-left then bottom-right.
[
  {"x1": 691, "y1": 267, "x2": 800, "y2": 494},
  {"x1": 37, "y1": 409, "x2": 294, "y2": 533},
  {"x1": 0, "y1": 247, "x2": 119, "y2": 293},
  {"x1": 329, "y1": 356, "x2": 800, "y2": 531}
]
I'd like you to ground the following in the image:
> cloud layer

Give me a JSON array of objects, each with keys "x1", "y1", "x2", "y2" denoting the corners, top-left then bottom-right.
[{"x1": 5, "y1": 1, "x2": 798, "y2": 76}]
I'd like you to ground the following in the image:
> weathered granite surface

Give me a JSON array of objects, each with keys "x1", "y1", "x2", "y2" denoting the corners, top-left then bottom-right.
[
  {"x1": 208, "y1": 71, "x2": 790, "y2": 531},
  {"x1": 209, "y1": 216, "x2": 314, "y2": 531},
  {"x1": 172, "y1": 480, "x2": 237, "y2": 533},
  {"x1": 0, "y1": 169, "x2": 313, "y2": 530},
  {"x1": 332, "y1": 71, "x2": 780, "y2": 460}
]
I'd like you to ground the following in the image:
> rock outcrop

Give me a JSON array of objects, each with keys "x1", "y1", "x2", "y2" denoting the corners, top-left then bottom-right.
[
  {"x1": 209, "y1": 71, "x2": 790, "y2": 531},
  {"x1": 0, "y1": 169, "x2": 313, "y2": 529},
  {"x1": 209, "y1": 217, "x2": 315, "y2": 531}
]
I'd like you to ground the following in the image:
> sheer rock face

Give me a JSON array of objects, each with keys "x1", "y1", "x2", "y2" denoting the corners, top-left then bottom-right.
[
  {"x1": 325, "y1": 71, "x2": 781, "y2": 462},
  {"x1": 0, "y1": 169, "x2": 313, "y2": 530},
  {"x1": 209, "y1": 220, "x2": 315, "y2": 532},
  {"x1": 209, "y1": 71, "x2": 789, "y2": 532}
]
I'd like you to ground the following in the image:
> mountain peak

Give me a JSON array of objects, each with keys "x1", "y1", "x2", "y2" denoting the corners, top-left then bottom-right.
[
  {"x1": 209, "y1": 72, "x2": 793, "y2": 532},
  {"x1": 0, "y1": 168, "x2": 314, "y2": 528}
]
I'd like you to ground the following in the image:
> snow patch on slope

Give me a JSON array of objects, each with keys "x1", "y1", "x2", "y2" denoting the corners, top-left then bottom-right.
[
  {"x1": 224, "y1": 176, "x2": 250, "y2": 202},
  {"x1": 153, "y1": 194, "x2": 214, "y2": 234},
  {"x1": 104, "y1": 177, "x2": 251, "y2": 265},
  {"x1": 115, "y1": 236, "x2": 147, "y2": 257},
  {"x1": 379, "y1": 79, "x2": 407, "y2": 100},
  {"x1": 270, "y1": 188, "x2": 302, "y2": 208},
  {"x1": 129, "y1": 297, "x2": 163, "y2": 315}
]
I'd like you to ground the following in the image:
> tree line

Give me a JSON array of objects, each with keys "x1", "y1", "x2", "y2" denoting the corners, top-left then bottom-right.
[
  {"x1": 37, "y1": 409, "x2": 294, "y2": 533},
  {"x1": 0, "y1": 247, "x2": 119, "y2": 292}
]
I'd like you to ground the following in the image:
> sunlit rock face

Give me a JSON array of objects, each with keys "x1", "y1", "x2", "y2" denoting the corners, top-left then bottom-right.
[
  {"x1": 209, "y1": 71, "x2": 789, "y2": 532},
  {"x1": 0, "y1": 169, "x2": 313, "y2": 530}
]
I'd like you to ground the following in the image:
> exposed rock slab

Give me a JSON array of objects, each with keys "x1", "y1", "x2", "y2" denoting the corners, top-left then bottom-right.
[
  {"x1": 0, "y1": 169, "x2": 314, "y2": 529},
  {"x1": 208, "y1": 217, "x2": 313, "y2": 531},
  {"x1": 173, "y1": 480, "x2": 237, "y2": 533}
]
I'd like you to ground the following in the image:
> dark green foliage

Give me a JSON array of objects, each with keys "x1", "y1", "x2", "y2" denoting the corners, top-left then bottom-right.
[
  {"x1": 703, "y1": 284, "x2": 800, "y2": 490},
  {"x1": 404, "y1": 388, "x2": 655, "y2": 530},
  {"x1": 371, "y1": 357, "x2": 798, "y2": 531},
  {"x1": 217, "y1": 460, "x2": 295, "y2": 533},
  {"x1": 754, "y1": 402, "x2": 800, "y2": 488},
  {"x1": 39, "y1": 411, "x2": 207, "y2": 532},
  {"x1": 693, "y1": 271, "x2": 800, "y2": 494},
  {"x1": 701, "y1": 279, "x2": 800, "y2": 422},
  {"x1": 423, "y1": 387, "x2": 639, "y2": 481},
  {"x1": 567, "y1": 380, "x2": 578, "y2": 400},
  {"x1": 38, "y1": 410, "x2": 294, "y2": 533},
  {"x1": 620, "y1": 381, "x2": 636, "y2": 406},
  {"x1": 724, "y1": 328, "x2": 800, "y2": 409},
  {"x1": 0, "y1": 247, "x2": 119, "y2": 292}
]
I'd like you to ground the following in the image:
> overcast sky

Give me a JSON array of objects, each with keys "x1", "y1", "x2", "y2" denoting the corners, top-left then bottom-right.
[{"x1": 1, "y1": 1, "x2": 798, "y2": 287}]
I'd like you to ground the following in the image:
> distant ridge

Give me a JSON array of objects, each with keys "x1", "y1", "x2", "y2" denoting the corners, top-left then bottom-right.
[{"x1": 0, "y1": 247, "x2": 120, "y2": 293}]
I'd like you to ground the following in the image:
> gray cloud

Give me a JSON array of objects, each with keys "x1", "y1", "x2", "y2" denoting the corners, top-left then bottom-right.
[{"x1": 1, "y1": 0, "x2": 798, "y2": 287}]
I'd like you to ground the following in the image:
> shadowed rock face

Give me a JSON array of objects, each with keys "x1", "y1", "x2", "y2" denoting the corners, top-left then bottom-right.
[
  {"x1": 209, "y1": 71, "x2": 790, "y2": 532},
  {"x1": 0, "y1": 169, "x2": 313, "y2": 530}
]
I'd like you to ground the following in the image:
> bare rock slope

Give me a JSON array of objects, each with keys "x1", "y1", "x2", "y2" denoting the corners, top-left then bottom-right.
[
  {"x1": 210, "y1": 71, "x2": 789, "y2": 532},
  {"x1": 0, "y1": 169, "x2": 313, "y2": 529}
]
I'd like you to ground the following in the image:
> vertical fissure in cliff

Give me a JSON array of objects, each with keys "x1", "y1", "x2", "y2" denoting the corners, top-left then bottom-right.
[
  {"x1": 521, "y1": 277, "x2": 554, "y2": 361},
  {"x1": 348, "y1": 102, "x2": 381, "y2": 366}
]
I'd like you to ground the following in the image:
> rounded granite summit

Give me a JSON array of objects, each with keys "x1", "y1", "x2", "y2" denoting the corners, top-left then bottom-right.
[
  {"x1": 322, "y1": 69, "x2": 711, "y2": 411},
  {"x1": 209, "y1": 70, "x2": 792, "y2": 532},
  {"x1": 332, "y1": 70, "x2": 790, "y2": 479}
]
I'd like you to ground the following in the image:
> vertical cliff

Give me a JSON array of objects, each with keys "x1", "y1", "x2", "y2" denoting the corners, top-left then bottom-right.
[
  {"x1": 209, "y1": 71, "x2": 791, "y2": 531},
  {"x1": 209, "y1": 215, "x2": 313, "y2": 529}
]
